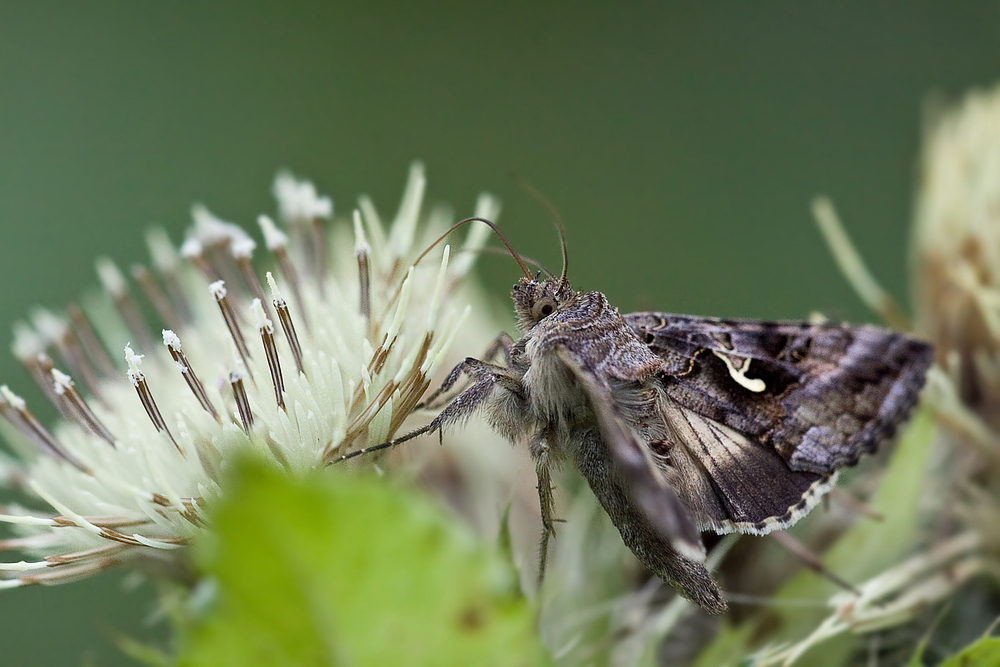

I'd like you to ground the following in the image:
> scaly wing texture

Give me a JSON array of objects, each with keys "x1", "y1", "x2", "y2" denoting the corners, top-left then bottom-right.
[
  {"x1": 655, "y1": 397, "x2": 834, "y2": 534},
  {"x1": 626, "y1": 314, "x2": 934, "y2": 472}
]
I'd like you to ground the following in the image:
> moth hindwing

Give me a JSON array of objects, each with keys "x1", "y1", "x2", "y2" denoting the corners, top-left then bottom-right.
[{"x1": 407, "y1": 276, "x2": 934, "y2": 614}]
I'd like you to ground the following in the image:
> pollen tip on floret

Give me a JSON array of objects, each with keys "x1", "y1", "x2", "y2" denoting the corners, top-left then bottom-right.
[
  {"x1": 0, "y1": 386, "x2": 26, "y2": 412},
  {"x1": 124, "y1": 344, "x2": 177, "y2": 447},
  {"x1": 251, "y1": 298, "x2": 284, "y2": 409},
  {"x1": 162, "y1": 329, "x2": 182, "y2": 351},
  {"x1": 208, "y1": 280, "x2": 227, "y2": 301},
  {"x1": 272, "y1": 171, "x2": 298, "y2": 223},
  {"x1": 124, "y1": 344, "x2": 144, "y2": 386},
  {"x1": 11, "y1": 322, "x2": 44, "y2": 363},
  {"x1": 146, "y1": 227, "x2": 180, "y2": 274},
  {"x1": 353, "y1": 210, "x2": 372, "y2": 256},
  {"x1": 179, "y1": 237, "x2": 203, "y2": 260},
  {"x1": 211, "y1": 281, "x2": 252, "y2": 370},
  {"x1": 273, "y1": 171, "x2": 333, "y2": 223},
  {"x1": 314, "y1": 196, "x2": 333, "y2": 220},
  {"x1": 357, "y1": 194, "x2": 388, "y2": 263},
  {"x1": 190, "y1": 204, "x2": 233, "y2": 245},
  {"x1": 229, "y1": 365, "x2": 254, "y2": 432},
  {"x1": 95, "y1": 257, "x2": 127, "y2": 299},
  {"x1": 29, "y1": 309, "x2": 68, "y2": 347},
  {"x1": 258, "y1": 215, "x2": 288, "y2": 251},
  {"x1": 265, "y1": 272, "x2": 282, "y2": 302},
  {"x1": 264, "y1": 272, "x2": 304, "y2": 376},
  {"x1": 230, "y1": 234, "x2": 256, "y2": 261},
  {"x1": 162, "y1": 330, "x2": 219, "y2": 422},
  {"x1": 51, "y1": 369, "x2": 73, "y2": 395},
  {"x1": 251, "y1": 299, "x2": 273, "y2": 334}
]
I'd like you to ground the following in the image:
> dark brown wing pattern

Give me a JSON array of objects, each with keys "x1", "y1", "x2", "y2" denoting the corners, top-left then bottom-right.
[
  {"x1": 624, "y1": 312, "x2": 934, "y2": 534},
  {"x1": 626, "y1": 313, "x2": 934, "y2": 474}
]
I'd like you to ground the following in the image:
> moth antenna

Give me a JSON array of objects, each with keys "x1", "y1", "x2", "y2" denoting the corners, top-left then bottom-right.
[
  {"x1": 413, "y1": 216, "x2": 532, "y2": 280},
  {"x1": 377, "y1": 216, "x2": 532, "y2": 326},
  {"x1": 466, "y1": 246, "x2": 555, "y2": 278},
  {"x1": 509, "y1": 173, "x2": 569, "y2": 283}
]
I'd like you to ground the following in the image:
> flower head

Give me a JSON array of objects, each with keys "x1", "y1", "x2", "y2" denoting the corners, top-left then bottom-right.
[
  {"x1": 914, "y1": 84, "x2": 1000, "y2": 423},
  {"x1": 0, "y1": 163, "x2": 499, "y2": 587}
]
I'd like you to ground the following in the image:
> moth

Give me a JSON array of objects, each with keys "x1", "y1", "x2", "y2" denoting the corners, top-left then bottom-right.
[{"x1": 348, "y1": 218, "x2": 934, "y2": 614}]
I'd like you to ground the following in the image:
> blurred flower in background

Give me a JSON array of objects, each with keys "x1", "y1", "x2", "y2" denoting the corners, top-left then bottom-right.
[{"x1": 914, "y1": 85, "x2": 1000, "y2": 427}]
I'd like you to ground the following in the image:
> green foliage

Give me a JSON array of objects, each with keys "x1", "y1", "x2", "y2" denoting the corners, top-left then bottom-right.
[
  {"x1": 174, "y1": 458, "x2": 548, "y2": 667},
  {"x1": 936, "y1": 637, "x2": 1000, "y2": 667}
]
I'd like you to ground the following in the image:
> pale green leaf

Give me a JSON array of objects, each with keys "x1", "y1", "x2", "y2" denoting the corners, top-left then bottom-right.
[
  {"x1": 938, "y1": 637, "x2": 1000, "y2": 667},
  {"x1": 176, "y1": 458, "x2": 548, "y2": 667}
]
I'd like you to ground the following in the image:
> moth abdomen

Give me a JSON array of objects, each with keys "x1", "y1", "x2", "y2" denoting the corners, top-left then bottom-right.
[{"x1": 569, "y1": 427, "x2": 727, "y2": 614}]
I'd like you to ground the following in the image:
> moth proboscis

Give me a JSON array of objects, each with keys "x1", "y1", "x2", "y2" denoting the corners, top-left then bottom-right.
[{"x1": 341, "y1": 215, "x2": 934, "y2": 614}]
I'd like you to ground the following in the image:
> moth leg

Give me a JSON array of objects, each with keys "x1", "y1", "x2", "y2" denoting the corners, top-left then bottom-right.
[
  {"x1": 483, "y1": 332, "x2": 517, "y2": 365},
  {"x1": 419, "y1": 333, "x2": 516, "y2": 410},
  {"x1": 337, "y1": 363, "x2": 523, "y2": 462},
  {"x1": 418, "y1": 358, "x2": 489, "y2": 411},
  {"x1": 530, "y1": 431, "x2": 557, "y2": 586}
]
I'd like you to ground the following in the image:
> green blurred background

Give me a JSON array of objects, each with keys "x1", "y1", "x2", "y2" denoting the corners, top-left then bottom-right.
[{"x1": 1, "y1": 3, "x2": 998, "y2": 664}]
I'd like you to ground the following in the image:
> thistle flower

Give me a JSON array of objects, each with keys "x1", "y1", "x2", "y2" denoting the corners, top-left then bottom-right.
[
  {"x1": 0, "y1": 163, "x2": 504, "y2": 588},
  {"x1": 913, "y1": 84, "x2": 1000, "y2": 429}
]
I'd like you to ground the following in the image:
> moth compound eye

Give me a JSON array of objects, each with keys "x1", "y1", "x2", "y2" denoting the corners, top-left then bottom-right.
[{"x1": 533, "y1": 299, "x2": 556, "y2": 320}]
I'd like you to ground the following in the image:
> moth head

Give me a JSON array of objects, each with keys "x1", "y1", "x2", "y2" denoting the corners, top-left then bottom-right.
[{"x1": 511, "y1": 277, "x2": 576, "y2": 330}]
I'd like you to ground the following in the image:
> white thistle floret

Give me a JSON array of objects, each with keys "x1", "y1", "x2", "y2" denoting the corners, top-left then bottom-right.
[
  {"x1": 273, "y1": 170, "x2": 333, "y2": 223},
  {"x1": 0, "y1": 165, "x2": 498, "y2": 588},
  {"x1": 146, "y1": 228, "x2": 180, "y2": 274},
  {"x1": 258, "y1": 214, "x2": 289, "y2": 251}
]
